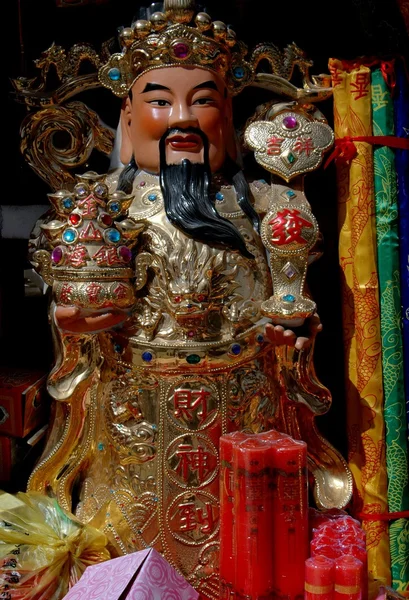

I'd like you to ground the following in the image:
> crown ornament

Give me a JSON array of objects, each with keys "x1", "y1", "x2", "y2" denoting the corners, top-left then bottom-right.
[
  {"x1": 99, "y1": 0, "x2": 252, "y2": 96},
  {"x1": 32, "y1": 172, "x2": 143, "y2": 311}
]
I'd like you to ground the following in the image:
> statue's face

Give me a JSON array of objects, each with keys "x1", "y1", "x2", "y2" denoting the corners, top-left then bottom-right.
[{"x1": 120, "y1": 66, "x2": 232, "y2": 173}]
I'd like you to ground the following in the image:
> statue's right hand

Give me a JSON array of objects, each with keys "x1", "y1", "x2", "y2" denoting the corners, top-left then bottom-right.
[{"x1": 54, "y1": 305, "x2": 130, "y2": 333}]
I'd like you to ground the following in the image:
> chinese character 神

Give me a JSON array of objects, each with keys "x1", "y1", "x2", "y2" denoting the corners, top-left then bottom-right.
[
  {"x1": 269, "y1": 208, "x2": 313, "y2": 246},
  {"x1": 173, "y1": 388, "x2": 210, "y2": 423},
  {"x1": 175, "y1": 444, "x2": 211, "y2": 482},
  {"x1": 350, "y1": 72, "x2": 370, "y2": 100},
  {"x1": 292, "y1": 137, "x2": 315, "y2": 156},
  {"x1": 266, "y1": 136, "x2": 284, "y2": 156}
]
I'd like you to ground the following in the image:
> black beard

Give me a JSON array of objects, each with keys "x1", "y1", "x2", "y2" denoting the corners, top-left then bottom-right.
[{"x1": 159, "y1": 128, "x2": 254, "y2": 260}]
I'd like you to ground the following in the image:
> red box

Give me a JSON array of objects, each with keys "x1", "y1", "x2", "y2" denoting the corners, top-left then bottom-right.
[{"x1": 0, "y1": 368, "x2": 48, "y2": 438}]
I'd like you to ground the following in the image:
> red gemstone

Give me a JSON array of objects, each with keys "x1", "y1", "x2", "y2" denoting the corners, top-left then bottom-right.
[
  {"x1": 174, "y1": 296, "x2": 182, "y2": 303},
  {"x1": 118, "y1": 246, "x2": 132, "y2": 262},
  {"x1": 100, "y1": 213, "x2": 113, "y2": 226},
  {"x1": 69, "y1": 213, "x2": 81, "y2": 226},
  {"x1": 197, "y1": 294, "x2": 206, "y2": 302},
  {"x1": 173, "y1": 43, "x2": 189, "y2": 58},
  {"x1": 188, "y1": 330, "x2": 196, "y2": 337}
]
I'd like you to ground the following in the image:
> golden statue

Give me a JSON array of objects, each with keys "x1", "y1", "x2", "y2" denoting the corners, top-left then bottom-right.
[{"x1": 13, "y1": 1, "x2": 352, "y2": 596}]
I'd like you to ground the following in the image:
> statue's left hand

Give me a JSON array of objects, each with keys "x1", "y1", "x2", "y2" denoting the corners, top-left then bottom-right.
[
  {"x1": 264, "y1": 313, "x2": 322, "y2": 350},
  {"x1": 55, "y1": 305, "x2": 130, "y2": 333}
]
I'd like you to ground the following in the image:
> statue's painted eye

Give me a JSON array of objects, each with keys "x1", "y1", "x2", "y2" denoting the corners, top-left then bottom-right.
[
  {"x1": 197, "y1": 294, "x2": 206, "y2": 302},
  {"x1": 174, "y1": 296, "x2": 182, "y2": 303}
]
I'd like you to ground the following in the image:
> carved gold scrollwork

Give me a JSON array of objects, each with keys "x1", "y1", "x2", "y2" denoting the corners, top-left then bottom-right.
[{"x1": 20, "y1": 101, "x2": 115, "y2": 189}]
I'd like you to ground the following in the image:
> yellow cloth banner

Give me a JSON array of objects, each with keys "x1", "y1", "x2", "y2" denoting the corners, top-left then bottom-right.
[{"x1": 328, "y1": 59, "x2": 391, "y2": 597}]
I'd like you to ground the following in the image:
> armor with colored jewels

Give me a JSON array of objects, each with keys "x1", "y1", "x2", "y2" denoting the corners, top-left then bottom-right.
[{"x1": 18, "y1": 1, "x2": 353, "y2": 598}]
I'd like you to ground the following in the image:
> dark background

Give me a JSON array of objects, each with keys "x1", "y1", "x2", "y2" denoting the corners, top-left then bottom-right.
[{"x1": 2, "y1": 0, "x2": 409, "y2": 468}]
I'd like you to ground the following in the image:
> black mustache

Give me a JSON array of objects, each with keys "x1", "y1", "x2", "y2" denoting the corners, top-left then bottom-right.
[{"x1": 160, "y1": 127, "x2": 209, "y2": 163}]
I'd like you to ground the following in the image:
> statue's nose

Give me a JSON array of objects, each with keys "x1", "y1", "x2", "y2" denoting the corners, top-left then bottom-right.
[{"x1": 168, "y1": 101, "x2": 199, "y2": 129}]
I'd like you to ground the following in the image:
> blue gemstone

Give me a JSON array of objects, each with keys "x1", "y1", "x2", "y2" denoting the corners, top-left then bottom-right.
[
  {"x1": 142, "y1": 351, "x2": 153, "y2": 362},
  {"x1": 109, "y1": 201, "x2": 121, "y2": 213},
  {"x1": 215, "y1": 192, "x2": 224, "y2": 201},
  {"x1": 114, "y1": 343, "x2": 122, "y2": 353},
  {"x1": 283, "y1": 294, "x2": 296, "y2": 302},
  {"x1": 62, "y1": 197, "x2": 73, "y2": 209},
  {"x1": 98, "y1": 443, "x2": 105, "y2": 451},
  {"x1": 286, "y1": 190, "x2": 296, "y2": 199},
  {"x1": 148, "y1": 194, "x2": 157, "y2": 202},
  {"x1": 63, "y1": 229, "x2": 76, "y2": 243},
  {"x1": 257, "y1": 334, "x2": 264, "y2": 343},
  {"x1": 231, "y1": 343, "x2": 241, "y2": 355},
  {"x1": 108, "y1": 68, "x2": 121, "y2": 81},
  {"x1": 106, "y1": 228, "x2": 121, "y2": 243},
  {"x1": 233, "y1": 66, "x2": 245, "y2": 79}
]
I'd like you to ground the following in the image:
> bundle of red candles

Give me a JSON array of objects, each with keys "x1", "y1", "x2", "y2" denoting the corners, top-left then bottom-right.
[
  {"x1": 219, "y1": 430, "x2": 309, "y2": 600},
  {"x1": 306, "y1": 515, "x2": 368, "y2": 600}
]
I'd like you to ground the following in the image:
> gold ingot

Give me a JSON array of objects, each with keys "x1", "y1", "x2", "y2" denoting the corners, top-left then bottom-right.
[{"x1": 40, "y1": 220, "x2": 66, "y2": 244}]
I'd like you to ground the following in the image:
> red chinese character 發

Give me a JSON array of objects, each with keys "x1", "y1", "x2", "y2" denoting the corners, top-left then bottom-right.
[
  {"x1": 173, "y1": 388, "x2": 210, "y2": 423},
  {"x1": 269, "y1": 208, "x2": 313, "y2": 246},
  {"x1": 266, "y1": 136, "x2": 284, "y2": 156},
  {"x1": 292, "y1": 137, "x2": 315, "y2": 156},
  {"x1": 175, "y1": 444, "x2": 211, "y2": 481},
  {"x1": 350, "y1": 72, "x2": 370, "y2": 100}
]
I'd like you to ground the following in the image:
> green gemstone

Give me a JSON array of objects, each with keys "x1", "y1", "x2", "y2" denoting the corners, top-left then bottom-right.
[
  {"x1": 287, "y1": 152, "x2": 296, "y2": 164},
  {"x1": 186, "y1": 354, "x2": 201, "y2": 364}
]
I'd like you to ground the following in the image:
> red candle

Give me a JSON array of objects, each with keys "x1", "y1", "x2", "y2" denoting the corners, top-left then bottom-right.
[
  {"x1": 233, "y1": 436, "x2": 275, "y2": 599},
  {"x1": 270, "y1": 437, "x2": 308, "y2": 600},
  {"x1": 311, "y1": 541, "x2": 343, "y2": 560},
  {"x1": 340, "y1": 545, "x2": 367, "y2": 600},
  {"x1": 334, "y1": 555, "x2": 362, "y2": 600},
  {"x1": 219, "y1": 431, "x2": 251, "y2": 597},
  {"x1": 305, "y1": 555, "x2": 335, "y2": 600}
]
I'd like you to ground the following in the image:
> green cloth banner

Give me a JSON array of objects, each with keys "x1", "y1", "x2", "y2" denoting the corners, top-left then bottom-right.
[{"x1": 371, "y1": 66, "x2": 409, "y2": 593}]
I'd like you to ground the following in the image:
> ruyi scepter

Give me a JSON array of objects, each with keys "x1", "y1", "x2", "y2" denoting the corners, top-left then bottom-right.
[{"x1": 245, "y1": 102, "x2": 334, "y2": 326}]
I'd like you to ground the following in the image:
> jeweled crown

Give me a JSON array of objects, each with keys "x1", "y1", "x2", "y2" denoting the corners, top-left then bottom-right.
[{"x1": 98, "y1": 0, "x2": 253, "y2": 96}]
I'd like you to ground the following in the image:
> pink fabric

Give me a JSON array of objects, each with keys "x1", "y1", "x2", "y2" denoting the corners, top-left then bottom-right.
[{"x1": 63, "y1": 548, "x2": 199, "y2": 600}]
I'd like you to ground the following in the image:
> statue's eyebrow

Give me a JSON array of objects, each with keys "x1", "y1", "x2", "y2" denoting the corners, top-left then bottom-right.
[
  {"x1": 193, "y1": 80, "x2": 220, "y2": 92},
  {"x1": 141, "y1": 83, "x2": 171, "y2": 93}
]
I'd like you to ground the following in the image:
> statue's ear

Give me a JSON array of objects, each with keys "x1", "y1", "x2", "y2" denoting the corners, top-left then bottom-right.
[{"x1": 120, "y1": 97, "x2": 133, "y2": 165}]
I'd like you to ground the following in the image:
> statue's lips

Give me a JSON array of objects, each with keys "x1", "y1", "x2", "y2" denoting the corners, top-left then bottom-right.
[{"x1": 166, "y1": 134, "x2": 202, "y2": 150}]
